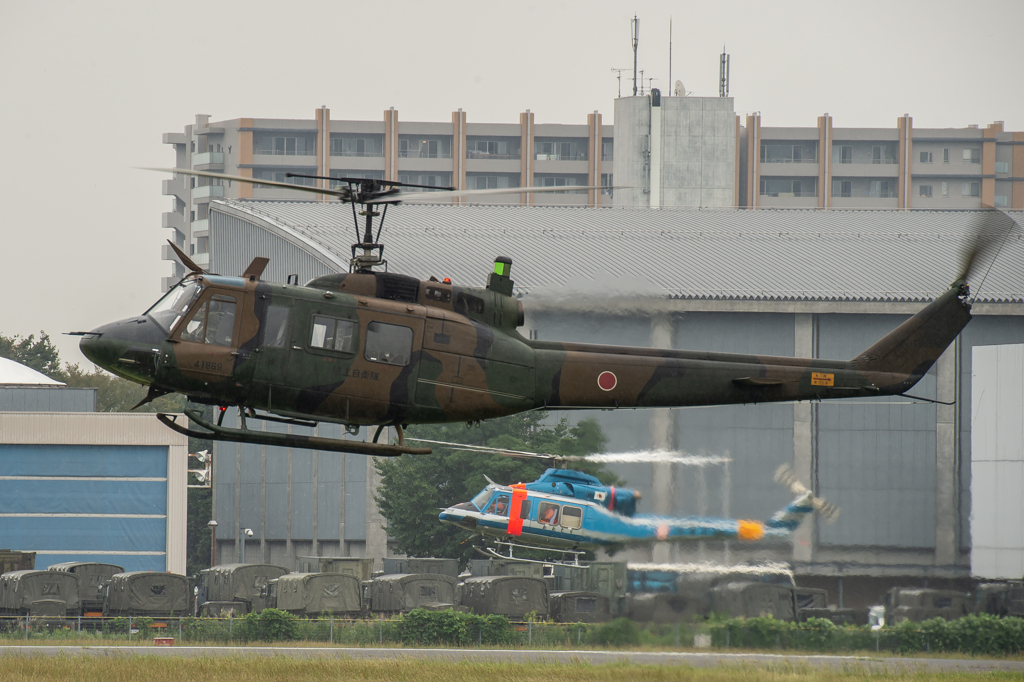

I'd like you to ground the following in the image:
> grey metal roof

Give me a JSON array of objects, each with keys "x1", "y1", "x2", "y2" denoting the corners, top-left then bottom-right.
[{"x1": 215, "y1": 201, "x2": 1024, "y2": 304}]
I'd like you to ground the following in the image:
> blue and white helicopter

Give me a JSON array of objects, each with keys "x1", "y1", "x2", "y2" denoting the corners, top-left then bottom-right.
[{"x1": 438, "y1": 463, "x2": 836, "y2": 564}]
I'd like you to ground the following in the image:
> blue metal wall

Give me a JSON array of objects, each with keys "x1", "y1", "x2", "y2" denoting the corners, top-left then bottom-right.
[{"x1": 0, "y1": 444, "x2": 168, "y2": 572}]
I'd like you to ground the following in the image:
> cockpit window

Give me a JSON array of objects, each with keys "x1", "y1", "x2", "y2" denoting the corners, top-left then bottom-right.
[
  {"x1": 179, "y1": 294, "x2": 238, "y2": 346},
  {"x1": 471, "y1": 488, "x2": 494, "y2": 511},
  {"x1": 146, "y1": 282, "x2": 201, "y2": 333}
]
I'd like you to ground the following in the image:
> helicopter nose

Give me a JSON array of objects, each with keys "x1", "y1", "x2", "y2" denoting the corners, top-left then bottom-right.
[{"x1": 79, "y1": 316, "x2": 166, "y2": 384}]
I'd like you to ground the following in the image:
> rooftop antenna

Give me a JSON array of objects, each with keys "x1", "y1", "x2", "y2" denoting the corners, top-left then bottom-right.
[
  {"x1": 639, "y1": 69, "x2": 645, "y2": 95},
  {"x1": 719, "y1": 45, "x2": 730, "y2": 97},
  {"x1": 632, "y1": 15, "x2": 640, "y2": 96},
  {"x1": 611, "y1": 68, "x2": 628, "y2": 98},
  {"x1": 668, "y1": 17, "x2": 672, "y2": 95}
]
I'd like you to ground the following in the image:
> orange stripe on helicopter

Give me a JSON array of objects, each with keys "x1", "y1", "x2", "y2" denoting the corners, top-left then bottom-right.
[
  {"x1": 737, "y1": 520, "x2": 765, "y2": 541},
  {"x1": 507, "y1": 483, "x2": 527, "y2": 536}
]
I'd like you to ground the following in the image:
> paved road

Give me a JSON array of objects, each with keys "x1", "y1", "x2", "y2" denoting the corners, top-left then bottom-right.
[{"x1": 2, "y1": 645, "x2": 1023, "y2": 673}]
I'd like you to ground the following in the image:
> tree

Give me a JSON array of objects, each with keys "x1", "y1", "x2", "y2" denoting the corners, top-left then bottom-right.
[
  {"x1": 0, "y1": 332, "x2": 66, "y2": 381},
  {"x1": 374, "y1": 412, "x2": 617, "y2": 567}
]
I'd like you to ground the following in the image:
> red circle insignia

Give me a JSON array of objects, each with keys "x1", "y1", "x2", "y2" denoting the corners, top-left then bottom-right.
[{"x1": 597, "y1": 371, "x2": 617, "y2": 391}]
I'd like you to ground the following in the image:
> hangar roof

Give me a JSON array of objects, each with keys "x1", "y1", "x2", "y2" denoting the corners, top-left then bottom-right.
[
  {"x1": 215, "y1": 201, "x2": 1024, "y2": 304},
  {"x1": 0, "y1": 357, "x2": 63, "y2": 386}
]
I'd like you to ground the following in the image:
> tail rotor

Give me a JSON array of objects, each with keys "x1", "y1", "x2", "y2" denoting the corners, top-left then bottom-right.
[{"x1": 774, "y1": 464, "x2": 839, "y2": 523}]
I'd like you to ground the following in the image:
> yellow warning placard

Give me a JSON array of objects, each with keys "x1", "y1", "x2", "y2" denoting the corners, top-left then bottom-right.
[{"x1": 811, "y1": 372, "x2": 834, "y2": 387}]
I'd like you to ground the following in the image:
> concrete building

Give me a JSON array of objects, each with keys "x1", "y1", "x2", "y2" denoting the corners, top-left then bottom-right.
[
  {"x1": 0, "y1": 359, "x2": 188, "y2": 573},
  {"x1": 199, "y1": 198, "x2": 1023, "y2": 594},
  {"x1": 162, "y1": 102, "x2": 1022, "y2": 290}
]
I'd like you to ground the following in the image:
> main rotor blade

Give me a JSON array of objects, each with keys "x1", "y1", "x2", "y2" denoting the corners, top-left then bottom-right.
[
  {"x1": 140, "y1": 167, "x2": 352, "y2": 198},
  {"x1": 285, "y1": 172, "x2": 455, "y2": 191},
  {"x1": 956, "y1": 209, "x2": 1020, "y2": 292},
  {"x1": 166, "y1": 239, "x2": 203, "y2": 274},
  {"x1": 404, "y1": 438, "x2": 731, "y2": 465},
  {"x1": 366, "y1": 184, "x2": 613, "y2": 204}
]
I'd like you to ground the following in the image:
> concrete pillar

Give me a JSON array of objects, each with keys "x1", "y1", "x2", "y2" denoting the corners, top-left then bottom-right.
[
  {"x1": 745, "y1": 114, "x2": 760, "y2": 208},
  {"x1": 792, "y1": 314, "x2": 815, "y2": 563},
  {"x1": 650, "y1": 315, "x2": 674, "y2": 563},
  {"x1": 365, "y1": 428, "x2": 390, "y2": 571},
  {"x1": 897, "y1": 115, "x2": 913, "y2": 209},
  {"x1": 817, "y1": 114, "x2": 832, "y2": 209},
  {"x1": 452, "y1": 109, "x2": 466, "y2": 204},
  {"x1": 520, "y1": 111, "x2": 534, "y2": 205},
  {"x1": 384, "y1": 108, "x2": 398, "y2": 182},
  {"x1": 935, "y1": 343, "x2": 958, "y2": 565},
  {"x1": 982, "y1": 124, "x2": 1000, "y2": 208},
  {"x1": 587, "y1": 111, "x2": 603, "y2": 207},
  {"x1": 315, "y1": 106, "x2": 330, "y2": 202}
]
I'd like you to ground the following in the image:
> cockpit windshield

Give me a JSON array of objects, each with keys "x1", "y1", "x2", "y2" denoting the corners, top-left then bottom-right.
[
  {"x1": 145, "y1": 281, "x2": 201, "y2": 333},
  {"x1": 471, "y1": 487, "x2": 495, "y2": 511}
]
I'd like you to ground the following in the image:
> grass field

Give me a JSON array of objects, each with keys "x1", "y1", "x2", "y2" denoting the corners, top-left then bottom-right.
[{"x1": 2, "y1": 655, "x2": 1023, "y2": 682}]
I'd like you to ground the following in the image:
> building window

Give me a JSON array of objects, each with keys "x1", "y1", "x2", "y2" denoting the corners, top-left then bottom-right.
[
  {"x1": 397, "y1": 173, "x2": 452, "y2": 190},
  {"x1": 942, "y1": 148, "x2": 950, "y2": 163},
  {"x1": 869, "y1": 180, "x2": 895, "y2": 198},
  {"x1": 871, "y1": 145, "x2": 897, "y2": 164},
  {"x1": 995, "y1": 161, "x2": 1010, "y2": 174},
  {"x1": 919, "y1": 151, "x2": 933, "y2": 163},
  {"x1": 941, "y1": 181, "x2": 949, "y2": 197},
  {"x1": 962, "y1": 182, "x2": 980, "y2": 197},
  {"x1": 330, "y1": 136, "x2": 383, "y2": 157},
  {"x1": 255, "y1": 170, "x2": 316, "y2": 187},
  {"x1": 919, "y1": 185, "x2": 932, "y2": 198},
  {"x1": 466, "y1": 174, "x2": 517, "y2": 190},
  {"x1": 833, "y1": 145, "x2": 852, "y2": 164},
  {"x1": 398, "y1": 136, "x2": 452, "y2": 159},
  {"x1": 760, "y1": 178, "x2": 815, "y2": 197},
  {"x1": 761, "y1": 144, "x2": 814, "y2": 163},
  {"x1": 995, "y1": 195, "x2": 1009, "y2": 207},
  {"x1": 466, "y1": 137, "x2": 520, "y2": 159},
  {"x1": 832, "y1": 180, "x2": 852, "y2": 198},
  {"x1": 255, "y1": 135, "x2": 315, "y2": 156},
  {"x1": 962, "y1": 148, "x2": 981, "y2": 163},
  {"x1": 602, "y1": 139, "x2": 614, "y2": 161},
  {"x1": 601, "y1": 173, "x2": 613, "y2": 196},
  {"x1": 535, "y1": 138, "x2": 587, "y2": 161}
]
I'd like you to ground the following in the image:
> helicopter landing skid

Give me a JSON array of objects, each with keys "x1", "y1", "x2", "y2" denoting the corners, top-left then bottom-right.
[
  {"x1": 156, "y1": 409, "x2": 433, "y2": 457},
  {"x1": 482, "y1": 541, "x2": 590, "y2": 568}
]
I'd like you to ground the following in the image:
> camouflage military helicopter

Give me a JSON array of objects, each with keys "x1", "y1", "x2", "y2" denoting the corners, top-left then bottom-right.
[
  {"x1": 439, "y1": 464, "x2": 834, "y2": 564},
  {"x1": 75, "y1": 167, "x2": 998, "y2": 457}
]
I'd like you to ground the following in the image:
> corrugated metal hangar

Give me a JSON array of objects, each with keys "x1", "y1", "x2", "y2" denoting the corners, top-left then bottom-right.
[
  {"x1": 0, "y1": 360, "x2": 188, "y2": 573},
  {"x1": 204, "y1": 200, "x2": 1023, "y2": 591}
]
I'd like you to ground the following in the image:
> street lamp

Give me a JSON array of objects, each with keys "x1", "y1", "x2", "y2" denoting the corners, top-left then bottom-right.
[
  {"x1": 240, "y1": 528, "x2": 253, "y2": 564},
  {"x1": 207, "y1": 520, "x2": 218, "y2": 567}
]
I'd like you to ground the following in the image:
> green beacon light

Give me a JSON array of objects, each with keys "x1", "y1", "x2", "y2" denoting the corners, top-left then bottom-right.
[{"x1": 487, "y1": 256, "x2": 514, "y2": 296}]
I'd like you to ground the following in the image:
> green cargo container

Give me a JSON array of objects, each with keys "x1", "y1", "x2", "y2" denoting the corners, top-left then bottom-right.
[
  {"x1": 272, "y1": 573, "x2": 361, "y2": 616},
  {"x1": 204, "y1": 563, "x2": 288, "y2": 612},
  {"x1": 105, "y1": 572, "x2": 189, "y2": 617},
  {"x1": 47, "y1": 562, "x2": 123, "y2": 612},
  {"x1": 367, "y1": 573, "x2": 458, "y2": 615},
  {"x1": 458, "y1": 576, "x2": 548, "y2": 620},
  {"x1": 0, "y1": 570, "x2": 80, "y2": 618},
  {"x1": 297, "y1": 557, "x2": 374, "y2": 582}
]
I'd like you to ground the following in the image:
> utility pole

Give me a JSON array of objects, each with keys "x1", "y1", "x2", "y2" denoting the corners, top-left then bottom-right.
[{"x1": 632, "y1": 15, "x2": 640, "y2": 96}]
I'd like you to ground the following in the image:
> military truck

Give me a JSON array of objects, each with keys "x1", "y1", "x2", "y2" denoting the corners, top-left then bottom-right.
[
  {"x1": 549, "y1": 591, "x2": 609, "y2": 623},
  {"x1": 975, "y1": 581, "x2": 1024, "y2": 617},
  {"x1": 270, "y1": 573, "x2": 362, "y2": 616},
  {"x1": 201, "y1": 563, "x2": 288, "y2": 614},
  {"x1": 365, "y1": 573, "x2": 458, "y2": 615},
  {"x1": 383, "y1": 557, "x2": 460, "y2": 579},
  {"x1": 551, "y1": 562, "x2": 627, "y2": 616},
  {"x1": 0, "y1": 550, "x2": 35, "y2": 574},
  {"x1": 0, "y1": 570, "x2": 80, "y2": 621},
  {"x1": 104, "y1": 572, "x2": 189, "y2": 617},
  {"x1": 627, "y1": 591, "x2": 707, "y2": 623},
  {"x1": 47, "y1": 562, "x2": 123, "y2": 614},
  {"x1": 885, "y1": 588, "x2": 971, "y2": 623},
  {"x1": 458, "y1": 576, "x2": 548, "y2": 620},
  {"x1": 297, "y1": 557, "x2": 374, "y2": 582},
  {"x1": 710, "y1": 582, "x2": 797, "y2": 621}
]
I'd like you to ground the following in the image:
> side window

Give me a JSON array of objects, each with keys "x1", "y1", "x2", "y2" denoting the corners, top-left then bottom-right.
[
  {"x1": 310, "y1": 315, "x2": 357, "y2": 353},
  {"x1": 178, "y1": 294, "x2": 237, "y2": 346},
  {"x1": 262, "y1": 305, "x2": 289, "y2": 348},
  {"x1": 180, "y1": 300, "x2": 209, "y2": 342},
  {"x1": 538, "y1": 502, "x2": 560, "y2": 525},
  {"x1": 560, "y1": 505, "x2": 583, "y2": 530},
  {"x1": 204, "y1": 296, "x2": 237, "y2": 346},
  {"x1": 364, "y1": 321, "x2": 413, "y2": 366},
  {"x1": 486, "y1": 494, "x2": 510, "y2": 517},
  {"x1": 519, "y1": 499, "x2": 531, "y2": 519}
]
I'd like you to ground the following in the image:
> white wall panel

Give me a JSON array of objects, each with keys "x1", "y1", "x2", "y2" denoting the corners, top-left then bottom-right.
[{"x1": 971, "y1": 344, "x2": 1024, "y2": 578}]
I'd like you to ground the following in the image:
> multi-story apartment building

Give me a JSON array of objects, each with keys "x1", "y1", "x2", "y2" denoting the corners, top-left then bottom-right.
[{"x1": 162, "y1": 101, "x2": 1022, "y2": 288}]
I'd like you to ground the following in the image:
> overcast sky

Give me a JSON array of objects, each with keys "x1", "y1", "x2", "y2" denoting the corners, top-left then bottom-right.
[{"x1": 1, "y1": 0, "x2": 1021, "y2": 367}]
